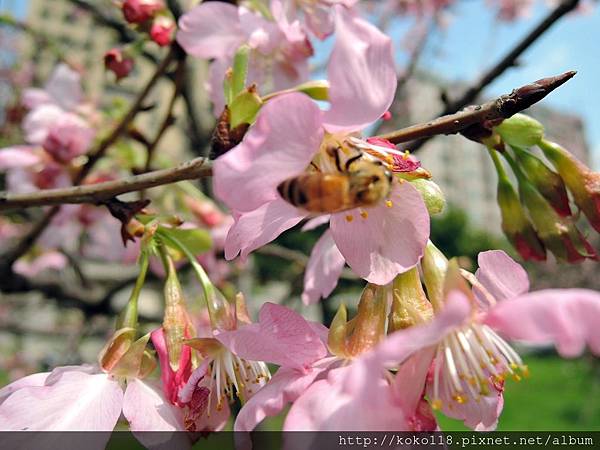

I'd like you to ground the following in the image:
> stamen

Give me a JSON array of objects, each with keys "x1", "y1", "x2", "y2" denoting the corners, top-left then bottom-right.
[
  {"x1": 345, "y1": 215, "x2": 353, "y2": 222},
  {"x1": 385, "y1": 200, "x2": 393, "y2": 208},
  {"x1": 360, "y1": 211, "x2": 368, "y2": 219}
]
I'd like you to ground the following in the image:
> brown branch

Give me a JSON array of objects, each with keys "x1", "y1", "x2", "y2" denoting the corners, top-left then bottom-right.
[
  {"x1": 144, "y1": 60, "x2": 185, "y2": 173},
  {"x1": 375, "y1": 71, "x2": 576, "y2": 145},
  {"x1": 0, "y1": 47, "x2": 176, "y2": 273},
  {"x1": 0, "y1": 158, "x2": 212, "y2": 211},
  {"x1": 404, "y1": 0, "x2": 580, "y2": 151}
]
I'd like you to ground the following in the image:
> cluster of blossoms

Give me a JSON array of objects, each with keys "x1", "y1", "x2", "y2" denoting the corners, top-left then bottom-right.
[
  {"x1": 0, "y1": 64, "x2": 127, "y2": 276},
  {"x1": 485, "y1": 114, "x2": 600, "y2": 263},
  {"x1": 1, "y1": 0, "x2": 600, "y2": 443}
]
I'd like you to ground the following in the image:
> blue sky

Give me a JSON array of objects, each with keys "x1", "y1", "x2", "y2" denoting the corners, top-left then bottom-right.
[
  {"x1": 2, "y1": 1, "x2": 599, "y2": 166},
  {"x1": 416, "y1": 2, "x2": 600, "y2": 168}
]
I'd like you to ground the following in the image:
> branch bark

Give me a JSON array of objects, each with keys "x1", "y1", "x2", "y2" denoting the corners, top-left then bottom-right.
[
  {"x1": 0, "y1": 158, "x2": 212, "y2": 211},
  {"x1": 404, "y1": 0, "x2": 580, "y2": 151},
  {"x1": 375, "y1": 71, "x2": 576, "y2": 145}
]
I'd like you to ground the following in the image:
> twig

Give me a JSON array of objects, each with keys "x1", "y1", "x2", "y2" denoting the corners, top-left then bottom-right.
[
  {"x1": 144, "y1": 60, "x2": 185, "y2": 173},
  {"x1": 0, "y1": 158, "x2": 212, "y2": 211},
  {"x1": 0, "y1": 47, "x2": 176, "y2": 272},
  {"x1": 404, "y1": 0, "x2": 580, "y2": 151},
  {"x1": 375, "y1": 71, "x2": 576, "y2": 145}
]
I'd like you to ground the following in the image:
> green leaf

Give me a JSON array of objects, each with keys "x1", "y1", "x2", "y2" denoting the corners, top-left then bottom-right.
[
  {"x1": 229, "y1": 89, "x2": 263, "y2": 128},
  {"x1": 231, "y1": 45, "x2": 250, "y2": 98},
  {"x1": 223, "y1": 69, "x2": 234, "y2": 106},
  {"x1": 160, "y1": 226, "x2": 212, "y2": 256},
  {"x1": 294, "y1": 80, "x2": 329, "y2": 101}
]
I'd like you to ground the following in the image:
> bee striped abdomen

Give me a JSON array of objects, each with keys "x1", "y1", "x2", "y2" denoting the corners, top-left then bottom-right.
[{"x1": 277, "y1": 173, "x2": 351, "y2": 213}]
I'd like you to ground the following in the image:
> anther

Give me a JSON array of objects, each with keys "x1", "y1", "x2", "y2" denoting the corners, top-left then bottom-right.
[
  {"x1": 345, "y1": 215, "x2": 353, "y2": 222},
  {"x1": 360, "y1": 211, "x2": 368, "y2": 219},
  {"x1": 385, "y1": 200, "x2": 393, "y2": 208}
]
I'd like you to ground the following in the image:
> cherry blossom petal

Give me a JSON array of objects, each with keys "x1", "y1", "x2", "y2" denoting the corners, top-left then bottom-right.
[
  {"x1": 0, "y1": 372, "x2": 49, "y2": 404},
  {"x1": 122, "y1": 379, "x2": 192, "y2": 449},
  {"x1": 330, "y1": 182, "x2": 429, "y2": 285},
  {"x1": 485, "y1": 289, "x2": 600, "y2": 357},
  {"x1": 22, "y1": 104, "x2": 64, "y2": 145},
  {"x1": 14, "y1": 251, "x2": 68, "y2": 278},
  {"x1": 301, "y1": 230, "x2": 345, "y2": 305},
  {"x1": 22, "y1": 88, "x2": 51, "y2": 109},
  {"x1": 234, "y1": 366, "x2": 325, "y2": 431},
  {"x1": 322, "y1": 6, "x2": 396, "y2": 132},
  {"x1": 177, "y1": 2, "x2": 244, "y2": 60},
  {"x1": 224, "y1": 199, "x2": 307, "y2": 261},
  {"x1": 475, "y1": 250, "x2": 529, "y2": 301},
  {"x1": 301, "y1": 215, "x2": 330, "y2": 231},
  {"x1": 283, "y1": 366, "x2": 408, "y2": 431},
  {"x1": 43, "y1": 64, "x2": 84, "y2": 111},
  {"x1": 214, "y1": 93, "x2": 324, "y2": 213},
  {"x1": 392, "y1": 348, "x2": 436, "y2": 419},
  {"x1": 216, "y1": 303, "x2": 327, "y2": 370},
  {"x1": 0, "y1": 146, "x2": 41, "y2": 170},
  {"x1": 0, "y1": 370, "x2": 123, "y2": 430}
]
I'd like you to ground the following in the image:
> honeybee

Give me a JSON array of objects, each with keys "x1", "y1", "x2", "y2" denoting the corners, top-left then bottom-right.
[{"x1": 277, "y1": 150, "x2": 392, "y2": 214}]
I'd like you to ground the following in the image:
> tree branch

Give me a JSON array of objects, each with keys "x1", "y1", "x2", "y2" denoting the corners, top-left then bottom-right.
[
  {"x1": 404, "y1": 0, "x2": 580, "y2": 151},
  {"x1": 0, "y1": 158, "x2": 212, "y2": 211},
  {"x1": 375, "y1": 71, "x2": 576, "y2": 145}
]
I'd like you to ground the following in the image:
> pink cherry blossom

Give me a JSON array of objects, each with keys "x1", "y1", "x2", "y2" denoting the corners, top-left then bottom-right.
[
  {"x1": 274, "y1": 0, "x2": 359, "y2": 39},
  {"x1": 345, "y1": 251, "x2": 600, "y2": 431},
  {"x1": 213, "y1": 6, "x2": 429, "y2": 288},
  {"x1": 0, "y1": 365, "x2": 184, "y2": 437},
  {"x1": 177, "y1": 1, "x2": 313, "y2": 114},
  {"x1": 151, "y1": 294, "x2": 271, "y2": 432},
  {"x1": 22, "y1": 63, "x2": 84, "y2": 112},
  {"x1": 232, "y1": 299, "x2": 468, "y2": 431}
]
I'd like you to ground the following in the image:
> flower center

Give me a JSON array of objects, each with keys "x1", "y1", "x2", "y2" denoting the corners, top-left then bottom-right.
[
  {"x1": 207, "y1": 351, "x2": 270, "y2": 413},
  {"x1": 431, "y1": 323, "x2": 529, "y2": 410}
]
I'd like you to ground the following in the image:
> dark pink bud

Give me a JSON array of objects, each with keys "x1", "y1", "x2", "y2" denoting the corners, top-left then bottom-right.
[
  {"x1": 104, "y1": 48, "x2": 134, "y2": 81},
  {"x1": 150, "y1": 17, "x2": 174, "y2": 47},
  {"x1": 122, "y1": 0, "x2": 163, "y2": 24},
  {"x1": 381, "y1": 111, "x2": 392, "y2": 121}
]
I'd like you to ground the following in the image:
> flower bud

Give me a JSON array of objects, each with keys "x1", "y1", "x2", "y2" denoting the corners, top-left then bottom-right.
[
  {"x1": 104, "y1": 48, "x2": 134, "y2": 81},
  {"x1": 539, "y1": 139, "x2": 600, "y2": 233},
  {"x1": 389, "y1": 267, "x2": 432, "y2": 332},
  {"x1": 98, "y1": 327, "x2": 136, "y2": 373},
  {"x1": 163, "y1": 257, "x2": 194, "y2": 371},
  {"x1": 421, "y1": 241, "x2": 448, "y2": 311},
  {"x1": 327, "y1": 303, "x2": 348, "y2": 358},
  {"x1": 494, "y1": 113, "x2": 544, "y2": 148},
  {"x1": 347, "y1": 284, "x2": 388, "y2": 356},
  {"x1": 515, "y1": 168, "x2": 597, "y2": 263},
  {"x1": 410, "y1": 178, "x2": 445, "y2": 215},
  {"x1": 122, "y1": 0, "x2": 163, "y2": 24},
  {"x1": 150, "y1": 16, "x2": 174, "y2": 47},
  {"x1": 512, "y1": 146, "x2": 571, "y2": 217},
  {"x1": 496, "y1": 177, "x2": 546, "y2": 261}
]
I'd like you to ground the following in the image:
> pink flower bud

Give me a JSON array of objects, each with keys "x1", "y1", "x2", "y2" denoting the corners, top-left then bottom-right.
[
  {"x1": 539, "y1": 139, "x2": 600, "y2": 234},
  {"x1": 122, "y1": 0, "x2": 163, "y2": 24},
  {"x1": 150, "y1": 16, "x2": 174, "y2": 47},
  {"x1": 104, "y1": 48, "x2": 134, "y2": 81}
]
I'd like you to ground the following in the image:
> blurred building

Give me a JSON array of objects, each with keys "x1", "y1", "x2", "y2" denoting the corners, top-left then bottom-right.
[{"x1": 380, "y1": 73, "x2": 590, "y2": 235}]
